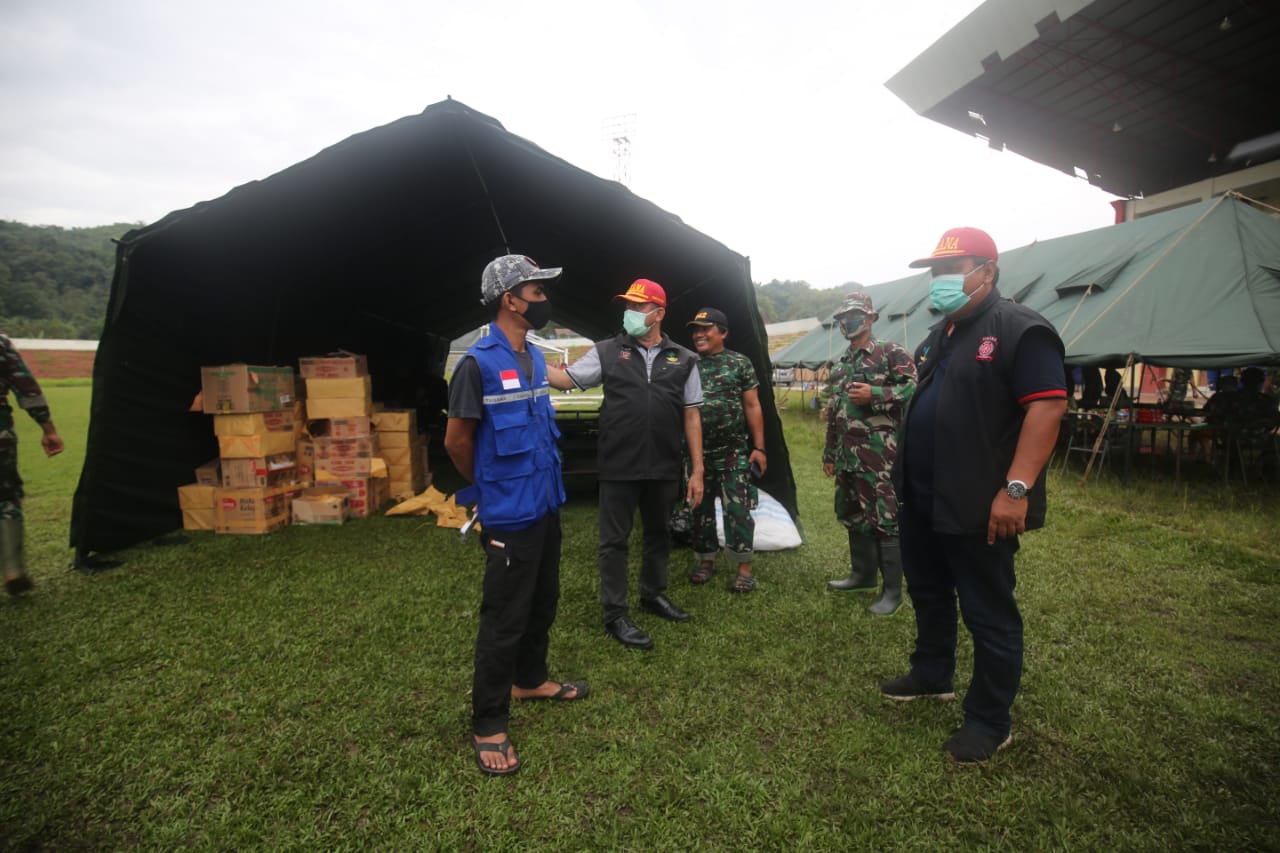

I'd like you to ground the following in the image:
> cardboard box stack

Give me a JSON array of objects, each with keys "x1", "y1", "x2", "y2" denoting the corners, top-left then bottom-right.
[
  {"x1": 373, "y1": 407, "x2": 430, "y2": 500},
  {"x1": 301, "y1": 353, "x2": 391, "y2": 519},
  {"x1": 179, "y1": 364, "x2": 304, "y2": 534}
]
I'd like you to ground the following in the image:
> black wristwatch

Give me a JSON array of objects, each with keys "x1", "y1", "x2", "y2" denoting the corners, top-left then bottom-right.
[{"x1": 1005, "y1": 479, "x2": 1028, "y2": 500}]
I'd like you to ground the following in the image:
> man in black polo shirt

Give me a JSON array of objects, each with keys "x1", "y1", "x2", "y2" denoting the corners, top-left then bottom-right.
[
  {"x1": 881, "y1": 227, "x2": 1067, "y2": 765},
  {"x1": 549, "y1": 279, "x2": 704, "y2": 650}
]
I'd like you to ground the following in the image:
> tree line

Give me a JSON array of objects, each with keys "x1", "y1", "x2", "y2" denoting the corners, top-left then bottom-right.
[{"x1": 0, "y1": 220, "x2": 854, "y2": 339}]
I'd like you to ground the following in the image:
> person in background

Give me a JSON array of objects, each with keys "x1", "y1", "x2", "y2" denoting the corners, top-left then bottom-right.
[
  {"x1": 685, "y1": 307, "x2": 766, "y2": 594},
  {"x1": 0, "y1": 334, "x2": 64, "y2": 595},
  {"x1": 882, "y1": 227, "x2": 1067, "y2": 765},
  {"x1": 821, "y1": 292, "x2": 917, "y2": 616},
  {"x1": 548, "y1": 278, "x2": 703, "y2": 651},
  {"x1": 445, "y1": 255, "x2": 587, "y2": 777}
]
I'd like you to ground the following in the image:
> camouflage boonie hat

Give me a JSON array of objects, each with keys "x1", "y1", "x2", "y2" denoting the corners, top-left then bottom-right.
[
  {"x1": 835, "y1": 292, "x2": 874, "y2": 317},
  {"x1": 480, "y1": 255, "x2": 562, "y2": 305}
]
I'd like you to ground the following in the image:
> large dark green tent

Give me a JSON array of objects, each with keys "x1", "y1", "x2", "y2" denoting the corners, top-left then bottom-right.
[
  {"x1": 769, "y1": 278, "x2": 917, "y2": 371},
  {"x1": 872, "y1": 195, "x2": 1280, "y2": 367},
  {"x1": 70, "y1": 98, "x2": 796, "y2": 556}
]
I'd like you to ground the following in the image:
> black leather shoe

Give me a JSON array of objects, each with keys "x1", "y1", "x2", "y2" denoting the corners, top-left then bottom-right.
[
  {"x1": 639, "y1": 594, "x2": 690, "y2": 622},
  {"x1": 605, "y1": 616, "x2": 654, "y2": 650}
]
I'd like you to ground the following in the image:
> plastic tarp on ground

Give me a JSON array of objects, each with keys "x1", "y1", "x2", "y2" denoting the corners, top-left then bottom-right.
[
  {"x1": 866, "y1": 195, "x2": 1280, "y2": 367},
  {"x1": 71, "y1": 98, "x2": 797, "y2": 555}
]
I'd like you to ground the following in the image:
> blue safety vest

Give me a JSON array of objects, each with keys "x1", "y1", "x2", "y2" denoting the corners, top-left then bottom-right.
[{"x1": 463, "y1": 331, "x2": 565, "y2": 530}]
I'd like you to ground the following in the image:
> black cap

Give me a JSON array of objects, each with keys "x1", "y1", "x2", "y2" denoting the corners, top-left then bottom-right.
[{"x1": 687, "y1": 307, "x2": 728, "y2": 329}]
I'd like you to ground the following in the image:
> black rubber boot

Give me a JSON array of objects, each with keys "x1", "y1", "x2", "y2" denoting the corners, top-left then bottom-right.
[
  {"x1": 867, "y1": 537, "x2": 903, "y2": 615},
  {"x1": 828, "y1": 528, "x2": 878, "y2": 591},
  {"x1": 2, "y1": 517, "x2": 31, "y2": 595}
]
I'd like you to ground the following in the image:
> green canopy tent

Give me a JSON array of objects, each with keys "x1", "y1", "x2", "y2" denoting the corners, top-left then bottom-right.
[
  {"x1": 70, "y1": 98, "x2": 798, "y2": 557},
  {"x1": 873, "y1": 195, "x2": 1280, "y2": 368}
]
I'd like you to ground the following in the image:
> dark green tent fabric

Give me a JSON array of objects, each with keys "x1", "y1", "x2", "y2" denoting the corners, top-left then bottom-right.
[
  {"x1": 871, "y1": 195, "x2": 1280, "y2": 367},
  {"x1": 71, "y1": 98, "x2": 797, "y2": 555}
]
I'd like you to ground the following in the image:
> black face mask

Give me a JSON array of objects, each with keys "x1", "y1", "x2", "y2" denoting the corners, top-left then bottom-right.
[{"x1": 515, "y1": 296, "x2": 553, "y2": 330}]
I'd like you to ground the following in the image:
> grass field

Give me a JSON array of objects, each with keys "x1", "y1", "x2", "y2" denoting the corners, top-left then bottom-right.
[{"x1": 2, "y1": 384, "x2": 1278, "y2": 850}]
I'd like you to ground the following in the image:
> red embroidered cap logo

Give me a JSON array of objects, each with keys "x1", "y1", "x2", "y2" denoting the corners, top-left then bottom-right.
[{"x1": 976, "y1": 336, "x2": 998, "y2": 361}]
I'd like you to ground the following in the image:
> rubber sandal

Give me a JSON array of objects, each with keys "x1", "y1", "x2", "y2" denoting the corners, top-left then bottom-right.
[
  {"x1": 517, "y1": 680, "x2": 589, "y2": 702},
  {"x1": 730, "y1": 572, "x2": 757, "y2": 594},
  {"x1": 5, "y1": 574, "x2": 33, "y2": 596},
  {"x1": 472, "y1": 736, "x2": 520, "y2": 776},
  {"x1": 689, "y1": 564, "x2": 716, "y2": 585}
]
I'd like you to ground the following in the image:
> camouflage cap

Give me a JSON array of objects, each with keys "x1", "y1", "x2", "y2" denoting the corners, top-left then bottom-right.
[
  {"x1": 480, "y1": 255, "x2": 562, "y2": 305},
  {"x1": 834, "y1": 292, "x2": 874, "y2": 317}
]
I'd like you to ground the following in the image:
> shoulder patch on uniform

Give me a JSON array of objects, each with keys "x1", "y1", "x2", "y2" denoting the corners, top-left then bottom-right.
[{"x1": 976, "y1": 336, "x2": 998, "y2": 362}]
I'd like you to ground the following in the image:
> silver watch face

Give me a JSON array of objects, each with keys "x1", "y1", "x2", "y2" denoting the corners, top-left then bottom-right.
[{"x1": 1006, "y1": 480, "x2": 1028, "y2": 499}]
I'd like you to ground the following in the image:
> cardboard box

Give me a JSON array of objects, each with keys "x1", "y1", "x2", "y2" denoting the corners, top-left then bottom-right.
[
  {"x1": 212, "y1": 409, "x2": 298, "y2": 436},
  {"x1": 296, "y1": 439, "x2": 314, "y2": 486},
  {"x1": 377, "y1": 430, "x2": 415, "y2": 450},
  {"x1": 220, "y1": 453, "x2": 298, "y2": 489},
  {"x1": 315, "y1": 477, "x2": 391, "y2": 518},
  {"x1": 305, "y1": 376, "x2": 372, "y2": 399},
  {"x1": 214, "y1": 485, "x2": 300, "y2": 534},
  {"x1": 218, "y1": 431, "x2": 298, "y2": 458},
  {"x1": 372, "y1": 408, "x2": 417, "y2": 433},
  {"x1": 292, "y1": 486, "x2": 351, "y2": 525},
  {"x1": 298, "y1": 352, "x2": 368, "y2": 379},
  {"x1": 201, "y1": 365, "x2": 295, "y2": 414},
  {"x1": 379, "y1": 446, "x2": 418, "y2": 467},
  {"x1": 388, "y1": 470, "x2": 429, "y2": 500},
  {"x1": 181, "y1": 508, "x2": 215, "y2": 531},
  {"x1": 194, "y1": 459, "x2": 221, "y2": 486},
  {"x1": 309, "y1": 416, "x2": 373, "y2": 438},
  {"x1": 306, "y1": 397, "x2": 372, "y2": 419},
  {"x1": 177, "y1": 483, "x2": 216, "y2": 509}
]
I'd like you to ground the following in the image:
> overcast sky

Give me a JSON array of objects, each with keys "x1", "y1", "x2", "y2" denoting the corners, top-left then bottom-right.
[{"x1": 0, "y1": 0, "x2": 1119, "y2": 288}]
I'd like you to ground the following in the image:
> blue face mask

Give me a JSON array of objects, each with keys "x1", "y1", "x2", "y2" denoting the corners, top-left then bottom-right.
[
  {"x1": 929, "y1": 262, "x2": 987, "y2": 315},
  {"x1": 623, "y1": 308, "x2": 653, "y2": 337}
]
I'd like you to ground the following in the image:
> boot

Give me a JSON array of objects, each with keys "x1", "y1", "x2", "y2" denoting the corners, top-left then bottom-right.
[
  {"x1": 867, "y1": 537, "x2": 903, "y2": 616},
  {"x1": 1, "y1": 517, "x2": 31, "y2": 595},
  {"x1": 827, "y1": 529, "x2": 878, "y2": 591}
]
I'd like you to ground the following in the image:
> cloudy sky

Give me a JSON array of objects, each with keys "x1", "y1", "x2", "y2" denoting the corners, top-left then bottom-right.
[{"x1": 0, "y1": 0, "x2": 1119, "y2": 287}]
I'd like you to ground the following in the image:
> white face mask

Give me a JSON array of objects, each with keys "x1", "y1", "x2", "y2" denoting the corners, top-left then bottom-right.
[{"x1": 623, "y1": 308, "x2": 654, "y2": 337}]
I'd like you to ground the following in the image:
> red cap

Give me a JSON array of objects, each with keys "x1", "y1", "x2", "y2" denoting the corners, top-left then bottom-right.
[
  {"x1": 908, "y1": 227, "x2": 999, "y2": 268},
  {"x1": 614, "y1": 278, "x2": 667, "y2": 307}
]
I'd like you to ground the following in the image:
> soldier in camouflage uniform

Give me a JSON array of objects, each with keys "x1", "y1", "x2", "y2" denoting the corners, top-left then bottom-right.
[
  {"x1": 0, "y1": 334, "x2": 64, "y2": 595},
  {"x1": 686, "y1": 308, "x2": 766, "y2": 593},
  {"x1": 822, "y1": 293, "x2": 916, "y2": 615}
]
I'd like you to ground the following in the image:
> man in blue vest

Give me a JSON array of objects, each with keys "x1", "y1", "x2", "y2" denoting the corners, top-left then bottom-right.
[
  {"x1": 882, "y1": 227, "x2": 1067, "y2": 765},
  {"x1": 445, "y1": 254, "x2": 589, "y2": 777},
  {"x1": 549, "y1": 278, "x2": 704, "y2": 651}
]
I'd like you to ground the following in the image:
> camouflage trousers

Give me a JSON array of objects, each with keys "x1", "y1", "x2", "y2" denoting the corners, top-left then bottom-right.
[
  {"x1": 0, "y1": 439, "x2": 22, "y2": 519},
  {"x1": 834, "y1": 467, "x2": 898, "y2": 538},
  {"x1": 691, "y1": 450, "x2": 757, "y2": 562}
]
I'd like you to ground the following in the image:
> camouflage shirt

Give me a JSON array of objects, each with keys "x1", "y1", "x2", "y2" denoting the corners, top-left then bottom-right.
[
  {"x1": 822, "y1": 336, "x2": 916, "y2": 471},
  {"x1": 0, "y1": 334, "x2": 52, "y2": 434},
  {"x1": 698, "y1": 349, "x2": 759, "y2": 456}
]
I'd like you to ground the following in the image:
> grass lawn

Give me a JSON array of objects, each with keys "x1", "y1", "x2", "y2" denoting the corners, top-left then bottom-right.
[{"x1": 2, "y1": 384, "x2": 1278, "y2": 849}]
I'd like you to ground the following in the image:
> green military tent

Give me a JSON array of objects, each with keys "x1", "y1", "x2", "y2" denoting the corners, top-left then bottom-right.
[
  {"x1": 70, "y1": 98, "x2": 797, "y2": 557},
  {"x1": 871, "y1": 195, "x2": 1280, "y2": 367},
  {"x1": 770, "y1": 278, "x2": 918, "y2": 371}
]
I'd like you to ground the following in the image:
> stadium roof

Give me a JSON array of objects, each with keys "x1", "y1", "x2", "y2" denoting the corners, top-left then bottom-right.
[{"x1": 887, "y1": 0, "x2": 1280, "y2": 199}]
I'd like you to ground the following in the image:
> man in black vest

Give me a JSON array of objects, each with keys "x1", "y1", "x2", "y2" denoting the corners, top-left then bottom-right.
[
  {"x1": 550, "y1": 279, "x2": 704, "y2": 650},
  {"x1": 882, "y1": 227, "x2": 1067, "y2": 765}
]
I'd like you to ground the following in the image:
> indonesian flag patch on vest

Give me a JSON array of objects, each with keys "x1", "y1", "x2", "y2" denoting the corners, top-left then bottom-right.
[{"x1": 500, "y1": 369, "x2": 521, "y2": 390}]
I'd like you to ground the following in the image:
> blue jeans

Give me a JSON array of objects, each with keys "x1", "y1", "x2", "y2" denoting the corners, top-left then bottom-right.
[{"x1": 899, "y1": 504, "x2": 1023, "y2": 739}]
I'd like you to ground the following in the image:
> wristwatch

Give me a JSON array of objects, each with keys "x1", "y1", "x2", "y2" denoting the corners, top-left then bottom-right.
[{"x1": 1005, "y1": 480, "x2": 1028, "y2": 500}]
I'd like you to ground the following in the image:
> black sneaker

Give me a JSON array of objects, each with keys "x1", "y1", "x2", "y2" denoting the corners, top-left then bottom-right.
[
  {"x1": 879, "y1": 673, "x2": 955, "y2": 702},
  {"x1": 943, "y1": 726, "x2": 1012, "y2": 765}
]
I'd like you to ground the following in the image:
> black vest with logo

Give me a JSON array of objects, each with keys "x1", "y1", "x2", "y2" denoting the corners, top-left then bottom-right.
[
  {"x1": 892, "y1": 290, "x2": 1062, "y2": 535},
  {"x1": 596, "y1": 332, "x2": 698, "y2": 481}
]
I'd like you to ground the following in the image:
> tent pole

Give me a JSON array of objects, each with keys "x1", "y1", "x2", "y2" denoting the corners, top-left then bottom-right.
[{"x1": 1084, "y1": 353, "x2": 1135, "y2": 484}]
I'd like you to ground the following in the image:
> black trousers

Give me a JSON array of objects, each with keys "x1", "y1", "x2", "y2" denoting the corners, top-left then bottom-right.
[
  {"x1": 471, "y1": 511, "x2": 561, "y2": 737},
  {"x1": 598, "y1": 479, "x2": 679, "y2": 623}
]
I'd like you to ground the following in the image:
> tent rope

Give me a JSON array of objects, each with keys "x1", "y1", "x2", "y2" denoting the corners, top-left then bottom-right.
[
  {"x1": 1066, "y1": 194, "x2": 1227, "y2": 350},
  {"x1": 457, "y1": 117, "x2": 510, "y2": 252},
  {"x1": 1055, "y1": 282, "x2": 1096, "y2": 340},
  {"x1": 1083, "y1": 352, "x2": 1135, "y2": 482}
]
